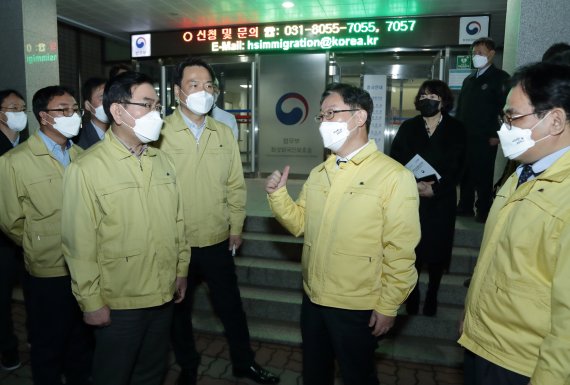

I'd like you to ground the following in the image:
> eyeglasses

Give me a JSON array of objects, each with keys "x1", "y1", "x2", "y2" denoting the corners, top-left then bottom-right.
[
  {"x1": 315, "y1": 109, "x2": 360, "y2": 122},
  {"x1": 123, "y1": 101, "x2": 164, "y2": 115},
  {"x1": 499, "y1": 111, "x2": 541, "y2": 130},
  {"x1": 45, "y1": 107, "x2": 82, "y2": 117},
  {"x1": 1, "y1": 106, "x2": 27, "y2": 112}
]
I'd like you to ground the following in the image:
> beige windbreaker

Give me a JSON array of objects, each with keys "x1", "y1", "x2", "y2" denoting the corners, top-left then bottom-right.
[{"x1": 268, "y1": 141, "x2": 420, "y2": 316}]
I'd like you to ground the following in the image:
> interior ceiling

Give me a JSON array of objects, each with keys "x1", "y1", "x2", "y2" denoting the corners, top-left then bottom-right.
[{"x1": 56, "y1": 0, "x2": 507, "y2": 42}]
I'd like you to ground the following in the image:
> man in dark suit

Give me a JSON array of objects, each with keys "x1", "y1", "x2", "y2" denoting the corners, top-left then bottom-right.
[
  {"x1": 456, "y1": 37, "x2": 510, "y2": 223},
  {"x1": 76, "y1": 77, "x2": 109, "y2": 149},
  {"x1": 0, "y1": 89, "x2": 27, "y2": 371}
]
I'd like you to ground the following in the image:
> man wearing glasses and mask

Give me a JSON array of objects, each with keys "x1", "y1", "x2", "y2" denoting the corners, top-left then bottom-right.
[
  {"x1": 61, "y1": 72, "x2": 189, "y2": 385},
  {"x1": 0, "y1": 86, "x2": 92, "y2": 385},
  {"x1": 265, "y1": 83, "x2": 420, "y2": 385},
  {"x1": 459, "y1": 62, "x2": 570, "y2": 385},
  {"x1": 157, "y1": 57, "x2": 279, "y2": 385}
]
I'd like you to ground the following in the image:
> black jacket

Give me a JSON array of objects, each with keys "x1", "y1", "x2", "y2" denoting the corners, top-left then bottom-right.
[
  {"x1": 390, "y1": 114, "x2": 466, "y2": 265},
  {"x1": 75, "y1": 120, "x2": 103, "y2": 149},
  {"x1": 456, "y1": 64, "x2": 510, "y2": 139}
]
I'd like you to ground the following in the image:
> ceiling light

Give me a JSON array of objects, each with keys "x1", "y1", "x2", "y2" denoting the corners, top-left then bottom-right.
[{"x1": 282, "y1": 1, "x2": 295, "y2": 8}]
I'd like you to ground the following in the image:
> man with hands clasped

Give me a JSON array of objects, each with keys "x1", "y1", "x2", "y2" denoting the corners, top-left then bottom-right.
[
  {"x1": 266, "y1": 83, "x2": 420, "y2": 385},
  {"x1": 62, "y1": 72, "x2": 189, "y2": 385},
  {"x1": 0, "y1": 86, "x2": 91, "y2": 385},
  {"x1": 158, "y1": 57, "x2": 279, "y2": 385}
]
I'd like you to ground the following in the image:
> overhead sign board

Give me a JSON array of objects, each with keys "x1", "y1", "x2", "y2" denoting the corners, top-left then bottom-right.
[{"x1": 131, "y1": 16, "x2": 480, "y2": 58}]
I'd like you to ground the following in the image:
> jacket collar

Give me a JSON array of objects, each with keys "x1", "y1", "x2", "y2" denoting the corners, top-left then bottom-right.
[
  {"x1": 106, "y1": 128, "x2": 157, "y2": 160},
  {"x1": 469, "y1": 64, "x2": 497, "y2": 79},
  {"x1": 28, "y1": 132, "x2": 51, "y2": 156},
  {"x1": 28, "y1": 131, "x2": 76, "y2": 155},
  {"x1": 171, "y1": 109, "x2": 217, "y2": 133},
  {"x1": 317, "y1": 140, "x2": 378, "y2": 171},
  {"x1": 536, "y1": 149, "x2": 570, "y2": 183}
]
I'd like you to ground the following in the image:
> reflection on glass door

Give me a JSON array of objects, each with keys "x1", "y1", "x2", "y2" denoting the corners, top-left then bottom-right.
[
  {"x1": 211, "y1": 62, "x2": 255, "y2": 173},
  {"x1": 334, "y1": 51, "x2": 440, "y2": 154}
]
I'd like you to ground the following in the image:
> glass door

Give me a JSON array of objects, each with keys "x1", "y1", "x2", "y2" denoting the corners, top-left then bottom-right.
[{"x1": 334, "y1": 50, "x2": 441, "y2": 154}]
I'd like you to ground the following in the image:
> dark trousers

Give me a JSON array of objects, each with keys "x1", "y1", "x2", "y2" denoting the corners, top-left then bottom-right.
[
  {"x1": 464, "y1": 350, "x2": 529, "y2": 385},
  {"x1": 172, "y1": 240, "x2": 254, "y2": 372},
  {"x1": 459, "y1": 141, "x2": 498, "y2": 215},
  {"x1": 93, "y1": 303, "x2": 173, "y2": 385},
  {"x1": 407, "y1": 261, "x2": 444, "y2": 309},
  {"x1": 28, "y1": 275, "x2": 93, "y2": 385},
  {"x1": 301, "y1": 294, "x2": 379, "y2": 385},
  {"x1": 0, "y1": 241, "x2": 23, "y2": 353}
]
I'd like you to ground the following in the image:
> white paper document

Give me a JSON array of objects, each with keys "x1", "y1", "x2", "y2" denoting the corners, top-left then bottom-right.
[{"x1": 404, "y1": 154, "x2": 441, "y2": 181}]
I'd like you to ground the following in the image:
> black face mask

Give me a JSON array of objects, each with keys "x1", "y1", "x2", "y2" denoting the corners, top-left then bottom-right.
[{"x1": 416, "y1": 99, "x2": 440, "y2": 117}]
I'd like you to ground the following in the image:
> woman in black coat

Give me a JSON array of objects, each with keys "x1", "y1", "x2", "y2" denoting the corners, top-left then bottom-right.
[{"x1": 390, "y1": 80, "x2": 466, "y2": 316}]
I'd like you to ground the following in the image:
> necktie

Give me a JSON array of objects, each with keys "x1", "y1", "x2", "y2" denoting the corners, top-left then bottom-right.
[{"x1": 517, "y1": 164, "x2": 534, "y2": 187}]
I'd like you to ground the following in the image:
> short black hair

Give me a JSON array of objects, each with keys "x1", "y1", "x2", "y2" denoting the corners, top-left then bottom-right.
[
  {"x1": 471, "y1": 37, "x2": 496, "y2": 51},
  {"x1": 414, "y1": 80, "x2": 454, "y2": 113},
  {"x1": 109, "y1": 63, "x2": 132, "y2": 79},
  {"x1": 320, "y1": 83, "x2": 373, "y2": 132},
  {"x1": 511, "y1": 62, "x2": 570, "y2": 120},
  {"x1": 82, "y1": 77, "x2": 107, "y2": 104},
  {"x1": 103, "y1": 71, "x2": 155, "y2": 124},
  {"x1": 32, "y1": 86, "x2": 76, "y2": 124},
  {"x1": 173, "y1": 57, "x2": 216, "y2": 87},
  {"x1": 548, "y1": 51, "x2": 570, "y2": 66},
  {"x1": 0, "y1": 89, "x2": 25, "y2": 107},
  {"x1": 542, "y1": 42, "x2": 570, "y2": 62}
]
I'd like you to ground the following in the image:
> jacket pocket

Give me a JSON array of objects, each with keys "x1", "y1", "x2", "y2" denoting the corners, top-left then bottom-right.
[
  {"x1": 99, "y1": 247, "x2": 157, "y2": 299},
  {"x1": 301, "y1": 241, "x2": 312, "y2": 282},
  {"x1": 25, "y1": 174, "x2": 62, "y2": 219},
  {"x1": 324, "y1": 248, "x2": 379, "y2": 297},
  {"x1": 28, "y1": 221, "x2": 62, "y2": 268},
  {"x1": 476, "y1": 273, "x2": 550, "y2": 348}
]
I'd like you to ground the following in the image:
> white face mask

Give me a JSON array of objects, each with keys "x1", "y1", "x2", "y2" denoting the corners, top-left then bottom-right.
[
  {"x1": 3, "y1": 111, "x2": 27, "y2": 132},
  {"x1": 497, "y1": 112, "x2": 552, "y2": 160},
  {"x1": 122, "y1": 107, "x2": 163, "y2": 143},
  {"x1": 319, "y1": 113, "x2": 356, "y2": 153},
  {"x1": 50, "y1": 113, "x2": 82, "y2": 138},
  {"x1": 89, "y1": 102, "x2": 109, "y2": 124},
  {"x1": 181, "y1": 90, "x2": 214, "y2": 115},
  {"x1": 472, "y1": 54, "x2": 488, "y2": 69}
]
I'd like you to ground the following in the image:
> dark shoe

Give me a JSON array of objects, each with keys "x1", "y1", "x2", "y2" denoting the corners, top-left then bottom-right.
[
  {"x1": 177, "y1": 367, "x2": 198, "y2": 385},
  {"x1": 233, "y1": 362, "x2": 280, "y2": 384},
  {"x1": 423, "y1": 292, "x2": 438, "y2": 317},
  {"x1": 0, "y1": 348, "x2": 21, "y2": 371}
]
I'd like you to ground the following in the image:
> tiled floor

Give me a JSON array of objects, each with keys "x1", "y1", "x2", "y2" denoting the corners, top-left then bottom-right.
[{"x1": 1, "y1": 302, "x2": 463, "y2": 385}]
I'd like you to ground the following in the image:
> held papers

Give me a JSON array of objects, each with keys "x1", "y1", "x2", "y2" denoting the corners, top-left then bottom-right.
[{"x1": 404, "y1": 154, "x2": 441, "y2": 182}]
